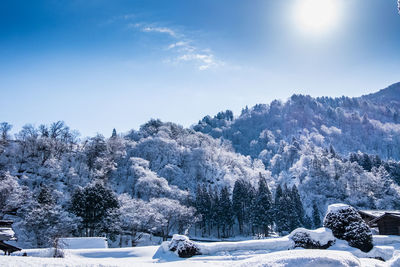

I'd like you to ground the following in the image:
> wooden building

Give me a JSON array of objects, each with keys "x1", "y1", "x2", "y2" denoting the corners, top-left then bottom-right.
[
  {"x1": 369, "y1": 213, "x2": 400, "y2": 235},
  {"x1": 0, "y1": 241, "x2": 21, "y2": 255},
  {"x1": 0, "y1": 220, "x2": 21, "y2": 255},
  {"x1": 358, "y1": 210, "x2": 400, "y2": 235}
]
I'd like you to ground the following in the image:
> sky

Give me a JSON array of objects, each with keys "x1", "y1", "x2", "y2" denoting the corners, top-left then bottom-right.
[{"x1": 1, "y1": 0, "x2": 400, "y2": 137}]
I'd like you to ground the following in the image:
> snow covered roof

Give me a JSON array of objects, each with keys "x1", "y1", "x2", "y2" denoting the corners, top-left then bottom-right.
[
  {"x1": 359, "y1": 210, "x2": 400, "y2": 218},
  {"x1": 0, "y1": 227, "x2": 15, "y2": 241},
  {"x1": 369, "y1": 212, "x2": 400, "y2": 224}
]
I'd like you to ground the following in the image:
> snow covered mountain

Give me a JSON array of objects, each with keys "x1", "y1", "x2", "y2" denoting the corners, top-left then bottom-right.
[
  {"x1": 362, "y1": 82, "x2": 400, "y2": 107},
  {"x1": 194, "y1": 82, "x2": 400, "y2": 160},
  {"x1": 1, "y1": 82, "x2": 400, "y2": 248}
]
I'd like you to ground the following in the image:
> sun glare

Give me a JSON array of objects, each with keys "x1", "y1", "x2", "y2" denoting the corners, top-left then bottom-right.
[{"x1": 294, "y1": 0, "x2": 340, "y2": 35}]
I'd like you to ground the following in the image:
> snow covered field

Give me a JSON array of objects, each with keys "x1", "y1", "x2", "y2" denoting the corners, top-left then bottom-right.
[{"x1": 1, "y1": 235, "x2": 400, "y2": 267}]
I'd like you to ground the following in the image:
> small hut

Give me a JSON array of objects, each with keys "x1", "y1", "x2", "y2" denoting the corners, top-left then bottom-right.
[
  {"x1": 369, "y1": 213, "x2": 400, "y2": 235},
  {"x1": 0, "y1": 220, "x2": 21, "y2": 255}
]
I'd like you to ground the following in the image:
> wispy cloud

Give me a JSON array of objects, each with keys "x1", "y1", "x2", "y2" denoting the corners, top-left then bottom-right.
[
  {"x1": 167, "y1": 41, "x2": 192, "y2": 50},
  {"x1": 142, "y1": 26, "x2": 177, "y2": 37},
  {"x1": 177, "y1": 53, "x2": 221, "y2": 70},
  {"x1": 117, "y1": 16, "x2": 224, "y2": 71}
]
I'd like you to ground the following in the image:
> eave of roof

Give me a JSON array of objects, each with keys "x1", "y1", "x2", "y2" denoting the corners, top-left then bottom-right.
[{"x1": 369, "y1": 213, "x2": 400, "y2": 224}]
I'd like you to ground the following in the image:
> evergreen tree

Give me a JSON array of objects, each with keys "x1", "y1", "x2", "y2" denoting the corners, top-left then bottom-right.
[
  {"x1": 312, "y1": 202, "x2": 321, "y2": 228},
  {"x1": 195, "y1": 184, "x2": 212, "y2": 236},
  {"x1": 233, "y1": 179, "x2": 253, "y2": 235},
  {"x1": 274, "y1": 184, "x2": 286, "y2": 233},
  {"x1": 303, "y1": 215, "x2": 313, "y2": 229},
  {"x1": 329, "y1": 144, "x2": 336, "y2": 157},
  {"x1": 70, "y1": 181, "x2": 119, "y2": 237},
  {"x1": 111, "y1": 128, "x2": 117, "y2": 138},
  {"x1": 291, "y1": 185, "x2": 304, "y2": 226},
  {"x1": 195, "y1": 185, "x2": 204, "y2": 235},
  {"x1": 37, "y1": 185, "x2": 55, "y2": 206},
  {"x1": 219, "y1": 186, "x2": 233, "y2": 237},
  {"x1": 210, "y1": 186, "x2": 221, "y2": 238},
  {"x1": 252, "y1": 174, "x2": 273, "y2": 235},
  {"x1": 286, "y1": 187, "x2": 301, "y2": 232},
  {"x1": 361, "y1": 153, "x2": 372, "y2": 172},
  {"x1": 203, "y1": 185, "x2": 212, "y2": 235},
  {"x1": 275, "y1": 184, "x2": 298, "y2": 234}
]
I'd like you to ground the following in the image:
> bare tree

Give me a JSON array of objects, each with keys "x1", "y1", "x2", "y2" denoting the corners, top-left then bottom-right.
[{"x1": 0, "y1": 122, "x2": 12, "y2": 142}]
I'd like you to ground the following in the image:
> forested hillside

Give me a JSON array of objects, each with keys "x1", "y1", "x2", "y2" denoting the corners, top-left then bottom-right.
[
  {"x1": 194, "y1": 82, "x2": 400, "y2": 160},
  {"x1": 1, "y1": 83, "x2": 400, "y2": 248}
]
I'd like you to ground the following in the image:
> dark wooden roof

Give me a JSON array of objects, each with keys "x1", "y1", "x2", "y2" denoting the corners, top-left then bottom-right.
[
  {"x1": 0, "y1": 241, "x2": 21, "y2": 254},
  {"x1": 0, "y1": 220, "x2": 13, "y2": 228},
  {"x1": 358, "y1": 210, "x2": 400, "y2": 218},
  {"x1": 369, "y1": 213, "x2": 400, "y2": 224}
]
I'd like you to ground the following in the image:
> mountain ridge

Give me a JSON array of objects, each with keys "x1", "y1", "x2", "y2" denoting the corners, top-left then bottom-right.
[{"x1": 194, "y1": 82, "x2": 400, "y2": 160}]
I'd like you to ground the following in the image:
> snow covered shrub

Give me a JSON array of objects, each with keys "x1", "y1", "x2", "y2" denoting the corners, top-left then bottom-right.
[
  {"x1": 168, "y1": 234, "x2": 201, "y2": 258},
  {"x1": 289, "y1": 228, "x2": 335, "y2": 249},
  {"x1": 323, "y1": 204, "x2": 373, "y2": 252},
  {"x1": 253, "y1": 233, "x2": 267, "y2": 240}
]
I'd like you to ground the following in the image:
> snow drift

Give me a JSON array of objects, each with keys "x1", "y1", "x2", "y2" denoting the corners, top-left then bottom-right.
[{"x1": 58, "y1": 237, "x2": 108, "y2": 249}]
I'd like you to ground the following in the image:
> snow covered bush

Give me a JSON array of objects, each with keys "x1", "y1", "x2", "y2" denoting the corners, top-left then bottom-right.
[
  {"x1": 289, "y1": 228, "x2": 335, "y2": 249},
  {"x1": 323, "y1": 204, "x2": 373, "y2": 252},
  {"x1": 168, "y1": 235, "x2": 201, "y2": 258}
]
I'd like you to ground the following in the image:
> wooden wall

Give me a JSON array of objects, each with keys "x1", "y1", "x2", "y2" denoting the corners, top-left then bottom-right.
[{"x1": 377, "y1": 216, "x2": 400, "y2": 235}]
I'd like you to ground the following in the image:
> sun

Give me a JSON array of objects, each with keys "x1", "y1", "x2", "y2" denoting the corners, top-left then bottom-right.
[{"x1": 294, "y1": 0, "x2": 340, "y2": 35}]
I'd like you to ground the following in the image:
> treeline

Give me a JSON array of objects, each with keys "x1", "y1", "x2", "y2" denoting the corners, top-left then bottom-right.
[
  {"x1": 2, "y1": 119, "x2": 400, "y2": 248},
  {"x1": 194, "y1": 174, "x2": 322, "y2": 238},
  {"x1": 21, "y1": 180, "x2": 197, "y2": 247},
  {"x1": 349, "y1": 152, "x2": 400, "y2": 185}
]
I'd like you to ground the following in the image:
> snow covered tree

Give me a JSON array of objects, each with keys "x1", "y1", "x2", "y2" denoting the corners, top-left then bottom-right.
[
  {"x1": 118, "y1": 194, "x2": 155, "y2": 245},
  {"x1": 150, "y1": 197, "x2": 197, "y2": 241},
  {"x1": 111, "y1": 128, "x2": 117, "y2": 138},
  {"x1": 0, "y1": 172, "x2": 24, "y2": 217},
  {"x1": 251, "y1": 174, "x2": 273, "y2": 235},
  {"x1": 274, "y1": 184, "x2": 285, "y2": 232},
  {"x1": 37, "y1": 185, "x2": 56, "y2": 206},
  {"x1": 323, "y1": 204, "x2": 373, "y2": 252},
  {"x1": 195, "y1": 184, "x2": 212, "y2": 236},
  {"x1": 312, "y1": 202, "x2": 322, "y2": 228},
  {"x1": 232, "y1": 179, "x2": 254, "y2": 235},
  {"x1": 219, "y1": 186, "x2": 234, "y2": 237},
  {"x1": 303, "y1": 215, "x2": 313, "y2": 229},
  {"x1": 210, "y1": 186, "x2": 222, "y2": 238},
  {"x1": 70, "y1": 181, "x2": 119, "y2": 237},
  {"x1": 0, "y1": 122, "x2": 12, "y2": 142},
  {"x1": 20, "y1": 194, "x2": 79, "y2": 248},
  {"x1": 285, "y1": 186, "x2": 302, "y2": 232},
  {"x1": 291, "y1": 185, "x2": 305, "y2": 226},
  {"x1": 84, "y1": 134, "x2": 108, "y2": 172}
]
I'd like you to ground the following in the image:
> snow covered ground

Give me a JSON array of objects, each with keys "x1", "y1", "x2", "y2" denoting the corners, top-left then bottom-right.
[{"x1": 1, "y1": 235, "x2": 400, "y2": 266}]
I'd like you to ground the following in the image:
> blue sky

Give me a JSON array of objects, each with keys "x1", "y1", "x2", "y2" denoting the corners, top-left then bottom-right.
[{"x1": 1, "y1": 0, "x2": 400, "y2": 137}]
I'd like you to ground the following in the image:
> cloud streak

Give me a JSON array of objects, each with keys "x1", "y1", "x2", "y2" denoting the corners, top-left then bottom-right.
[
  {"x1": 121, "y1": 17, "x2": 223, "y2": 71},
  {"x1": 142, "y1": 26, "x2": 177, "y2": 37}
]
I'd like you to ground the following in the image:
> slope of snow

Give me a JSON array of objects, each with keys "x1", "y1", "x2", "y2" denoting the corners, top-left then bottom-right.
[
  {"x1": 238, "y1": 250, "x2": 361, "y2": 267},
  {"x1": 59, "y1": 237, "x2": 108, "y2": 249},
  {"x1": 197, "y1": 236, "x2": 293, "y2": 255},
  {"x1": 373, "y1": 235, "x2": 400, "y2": 245},
  {"x1": 3, "y1": 234, "x2": 400, "y2": 267}
]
